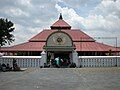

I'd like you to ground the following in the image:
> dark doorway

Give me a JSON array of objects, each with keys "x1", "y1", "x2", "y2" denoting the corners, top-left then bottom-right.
[
  {"x1": 46, "y1": 51, "x2": 72, "y2": 68},
  {"x1": 54, "y1": 51, "x2": 71, "y2": 68},
  {"x1": 54, "y1": 51, "x2": 70, "y2": 59}
]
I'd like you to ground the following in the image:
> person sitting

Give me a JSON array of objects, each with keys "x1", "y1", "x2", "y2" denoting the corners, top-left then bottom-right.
[
  {"x1": 1, "y1": 63, "x2": 6, "y2": 72},
  {"x1": 6, "y1": 63, "x2": 12, "y2": 71},
  {"x1": 52, "y1": 59, "x2": 56, "y2": 67},
  {"x1": 13, "y1": 60, "x2": 20, "y2": 71},
  {"x1": 13, "y1": 63, "x2": 20, "y2": 71},
  {"x1": 69, "y1": 62, "x2": 76, "y2": 68},
  {"x1": 44, "y1": 63, "x2": 47, "y2": 68}
]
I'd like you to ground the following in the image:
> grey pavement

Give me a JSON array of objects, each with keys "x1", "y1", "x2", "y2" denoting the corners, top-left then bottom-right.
[{"x1": 0, "y1": 68, "x2": 120, "y2": 90}]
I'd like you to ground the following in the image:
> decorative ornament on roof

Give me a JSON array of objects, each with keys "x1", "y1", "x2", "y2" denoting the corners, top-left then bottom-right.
[
  {"x1": 59, "y1": 13, "x2": 63, "y2": 20},
  {"x1": 50, "y1": 13, "x2": 71, "y2": 29}
]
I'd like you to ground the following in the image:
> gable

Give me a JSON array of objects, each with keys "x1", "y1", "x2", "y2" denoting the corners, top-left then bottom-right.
[{"x1": 46, "y1": 31, "x2": 73, "y2": 47}]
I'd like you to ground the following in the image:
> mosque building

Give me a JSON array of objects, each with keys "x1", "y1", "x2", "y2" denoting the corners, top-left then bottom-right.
[{"x1": 1, "y1": 14, "x2": 120, "y2": 63}]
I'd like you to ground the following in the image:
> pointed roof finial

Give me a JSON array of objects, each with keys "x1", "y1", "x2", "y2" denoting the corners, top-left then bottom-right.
[{"x1": 59, "y1": 13, "x2": 63, "y2": 20}]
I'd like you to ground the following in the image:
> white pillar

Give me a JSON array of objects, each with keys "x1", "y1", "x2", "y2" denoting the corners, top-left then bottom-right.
[
  {"x1": 72, "y1": 50, "x2": 79, "y2": 67},
  {"x1": 41, "y1": 51, "x2": 46, "y2": 67}
]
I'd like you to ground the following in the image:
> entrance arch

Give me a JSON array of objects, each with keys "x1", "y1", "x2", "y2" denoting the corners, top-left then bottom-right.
[{"x1": 44, "y1": 31, "x2": 75, "y2": 67}]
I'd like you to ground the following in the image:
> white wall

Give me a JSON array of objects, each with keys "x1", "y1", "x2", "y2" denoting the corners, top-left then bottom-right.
[
  {"x1": 0, "y1": 56, "x2": 120, "y2": 68},
  {"x1": 78, "y1": 56, "x2": 120, "y2": 67},
  {"x1": 0, "y1": 56, "x2": 42, "y2": 68}
]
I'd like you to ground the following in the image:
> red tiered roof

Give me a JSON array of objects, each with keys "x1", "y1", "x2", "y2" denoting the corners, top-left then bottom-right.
[
  {"x1": 1, "y1": 14, "x2": 119, "y2": 52},
  {"x1": 1, "y1": 42, "x2": 45, "y2": 51},
  {"x1": 1, "y1": 41, "x2": 117, "y2": 52},
  {"x1": 51, "y1": 19, "x2": 71, "y2": 29},
  {"x1": 29, "y1": 29, "x2": 94, "y2": 42},
  {"x1": 74, "y1": 42, "x2": 117, "y2": 51},
  {"x1": 50, "y1": 13, "x2": 71, "y2": 29}
]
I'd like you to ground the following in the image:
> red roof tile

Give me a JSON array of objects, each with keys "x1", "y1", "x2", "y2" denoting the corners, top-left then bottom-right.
[
  {"x1": 51, "y1": 19, "x2": 71, "y2": 28},
  {"x1": 74, "y1": 42, "x2": 117, "y2": 51},
  {"x1": 1, "y1": 42, "x2": 45, "y2": 51},
  {"x1": 29, "y1": 30, "x2": 54, "y2": 41},
  {"x1": 64, "y1": 29, "x2": 94, "y2": 41},
  {"x1": 29, "y1": 29, "x2": 94, "y2": 42},
  {"x1": 1, "y1": 41, "x2": 118, "y2": 52}
]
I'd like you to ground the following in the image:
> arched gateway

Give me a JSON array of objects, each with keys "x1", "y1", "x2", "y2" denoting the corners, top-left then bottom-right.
[
  {"x1": 42, "y1": 14, "x2": 78, "y2": 67},
  {"x1": 44, "y1": 30, "x2": 76, "y2": 66}
]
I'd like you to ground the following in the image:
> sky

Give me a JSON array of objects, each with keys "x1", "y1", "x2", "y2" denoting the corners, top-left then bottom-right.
[{"x1": 0, "y1": 0, "x2": 120, "y2": 47}]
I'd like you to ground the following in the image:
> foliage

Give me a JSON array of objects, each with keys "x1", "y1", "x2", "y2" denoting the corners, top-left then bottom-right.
[{"x1": 0, "y1": 18, "x2": 15, "y2": 47}]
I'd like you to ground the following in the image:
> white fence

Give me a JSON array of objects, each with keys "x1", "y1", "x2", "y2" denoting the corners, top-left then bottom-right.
[
  {"x1": 79, "y1": 56, "x2": 120, "y2": 67},
  {"x1": 0, "y1": 56, "x2": 42, "y2": 68},
  {"x1": 0, "y1": 56, "x2": 120, "y2": 68}
]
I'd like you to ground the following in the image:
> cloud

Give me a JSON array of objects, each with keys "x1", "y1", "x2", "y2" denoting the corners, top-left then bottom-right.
[
  {"x1": 3, "y1": 7, "x2": 29, "y2": 17},
  {"x1": 55, "y1": 0, "x2": 120, "y2": 46},
  {"x1": 57, "y1": 0, "x2": 91, "y2": 8},
  {"x1": 0, "y1": 0, "x2": 120, "y2": 47},
  {"x1": 0, "y1": 0, "x2": 58, "y2": 46},
  {"x1": 84, "y1": 0, "x2": 120, "y2": 36},
  {"x1": 55, "y1": 4, "x2": 85, "y2": 29}
]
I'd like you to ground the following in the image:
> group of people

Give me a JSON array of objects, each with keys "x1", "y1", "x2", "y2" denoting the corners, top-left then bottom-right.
[
  {"x1": 46, "y1": 57, "x2": 76, "y2": 68},
  {"x1": 0, "y1": 59, "x2": 20, "y2": 72},
  {"x1": 54, "y1": 57, "x2": 69, "y2": 68},
  {"x1": 0, "y1": 63, "x2": 12, "y2": 72}
]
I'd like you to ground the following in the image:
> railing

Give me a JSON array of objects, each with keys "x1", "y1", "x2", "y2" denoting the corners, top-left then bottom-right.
[
  {"x1": 78, "y1": 56, "x2": 120, "y2": 67},
  {"x1": 0, "y1": 56, "x2": 42, "y2": 68},
  {"x1": 0, "y1": 56, "x2": 120, "y2": 68}
]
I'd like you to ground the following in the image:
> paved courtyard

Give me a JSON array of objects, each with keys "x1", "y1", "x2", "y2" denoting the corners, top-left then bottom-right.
[{"x1": 0, "y1": 67, "x2": 120, "y2": 90}]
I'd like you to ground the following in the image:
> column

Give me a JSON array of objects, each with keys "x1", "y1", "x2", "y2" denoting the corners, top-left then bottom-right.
[
  {"x1": 41, "y1": 51, "x2": 47, "y2": 67},
  {"x1": 72, "y1": 50, "x2": 79, "y2": 67}
]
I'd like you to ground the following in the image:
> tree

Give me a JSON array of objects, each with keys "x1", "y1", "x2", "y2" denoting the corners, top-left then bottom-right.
[{"x1": 0, "y1": 18, "x2": 15, "y2": 47}]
